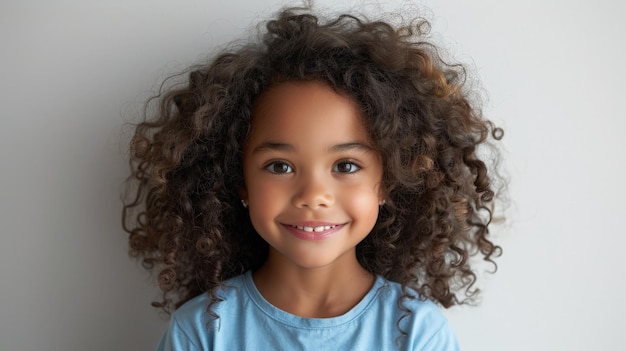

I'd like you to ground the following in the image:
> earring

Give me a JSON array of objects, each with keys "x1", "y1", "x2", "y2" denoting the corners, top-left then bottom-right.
[
  {"x1": 241, "y1": 200, "x2": 248, "y2": 208},
  {"x1": 379, "y1": 199, "x2": 386, "y2": 206}
]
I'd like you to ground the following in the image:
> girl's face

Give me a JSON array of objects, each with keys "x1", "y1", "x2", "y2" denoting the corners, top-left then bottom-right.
[{"x1": 242, "y1": 80, "x2": 383, "y2": 270}]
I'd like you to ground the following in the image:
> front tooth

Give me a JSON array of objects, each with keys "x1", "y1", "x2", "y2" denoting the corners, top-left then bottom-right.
[{"x1": 294, "y1": 225, "x2": 337, "y2": 232}]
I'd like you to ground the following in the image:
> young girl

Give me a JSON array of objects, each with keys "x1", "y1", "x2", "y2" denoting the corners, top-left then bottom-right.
[{"x1": 123, "y1": 6, "x2": 503, "y2": 350}]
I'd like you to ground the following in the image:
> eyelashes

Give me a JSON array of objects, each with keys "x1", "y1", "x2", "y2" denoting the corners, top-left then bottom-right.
[
  {"x1": 263, "y1": 160, "x2": 362, "y2": 174},
  {"x1": 264, "y1": 161, "x2": 293, "y2": 174},
  {"x1": 333, "y1": 161, "x2": 360, "y2": 173}
]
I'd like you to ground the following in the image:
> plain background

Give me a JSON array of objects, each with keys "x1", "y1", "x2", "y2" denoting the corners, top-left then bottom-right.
[{"x1": 1, "y1": 0, "x2": 624, "y2": 350}]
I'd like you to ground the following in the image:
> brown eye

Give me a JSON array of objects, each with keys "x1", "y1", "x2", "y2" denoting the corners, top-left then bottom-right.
[
  {"x1": 333, "y1": 162, "x2": 360, "y2": 174},
  {"x1": 265, "y1": 161, "x2": 293, "y2": 174}
]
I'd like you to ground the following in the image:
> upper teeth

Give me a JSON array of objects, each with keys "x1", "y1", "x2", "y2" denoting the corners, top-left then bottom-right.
[{"x1": 293, "y1": 225, "x2": 336, "y2": 232}]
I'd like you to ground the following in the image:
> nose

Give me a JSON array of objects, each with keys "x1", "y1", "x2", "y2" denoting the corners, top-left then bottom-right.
[{"x1": 292, "y1": 171, "x2": 335, "y2": 209}]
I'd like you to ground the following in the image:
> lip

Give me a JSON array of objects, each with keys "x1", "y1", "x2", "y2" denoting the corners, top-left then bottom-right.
[{"x1": 281, "y1": 222, "x2": 345, "y2": 241}]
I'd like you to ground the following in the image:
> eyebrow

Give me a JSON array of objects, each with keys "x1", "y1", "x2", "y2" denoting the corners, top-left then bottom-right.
[
  {"x1": 251, "y1": 142, "x2": 295, "y2": 154},
  {"x1": 328, "y1": 142, "x2": 375, "y2": 153},
  {"x1": 251, "y1": 141, "x2": 374, "y2": 154}
]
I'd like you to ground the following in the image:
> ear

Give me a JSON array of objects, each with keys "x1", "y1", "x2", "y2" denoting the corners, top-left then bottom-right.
[
  {"x1": 376, "y1": 182, "x2": 386, "y2": 206},
  {"x1": 239, "y1": 185, "x2": 248, "y2": 203}
]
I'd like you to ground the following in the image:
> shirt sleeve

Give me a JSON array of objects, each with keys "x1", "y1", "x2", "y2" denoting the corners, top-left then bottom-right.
[
  {"x1": 420, "y1": 321, "x2": 461, "y2": 351},
  {"x1": 155, "y1": 316, "x2": 202, "y2": 351}
]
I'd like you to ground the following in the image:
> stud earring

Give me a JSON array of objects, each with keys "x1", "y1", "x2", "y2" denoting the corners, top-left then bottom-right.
[
  {"x1": 241, "y1": 200, "x2": 248, "y2": 208},
  {"x1": 379, "y1": 199, "x2": 386, "y2": 206}
]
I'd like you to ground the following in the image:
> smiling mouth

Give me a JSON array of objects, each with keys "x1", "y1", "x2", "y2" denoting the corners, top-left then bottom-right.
[
  {"x1": 283, "y1": 223, "x2": 345, "y2": 241},
  {"x1": 290, "y1": 224, "x2": 338, "y2": 232}
]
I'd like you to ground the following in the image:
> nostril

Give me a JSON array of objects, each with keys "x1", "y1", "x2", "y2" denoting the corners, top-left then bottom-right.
[{"x1": 292, "y1": 177, "x2": 335, "y2": 208}]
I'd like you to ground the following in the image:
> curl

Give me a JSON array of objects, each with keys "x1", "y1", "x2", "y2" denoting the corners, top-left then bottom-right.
[{"x1": 122, "y1": 7, "x2": 505, "y2": 323}]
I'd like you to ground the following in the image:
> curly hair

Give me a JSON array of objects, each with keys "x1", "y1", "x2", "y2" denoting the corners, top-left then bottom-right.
[{"x1": 122, "y1": 7, "x2": 503, "y2": 316}]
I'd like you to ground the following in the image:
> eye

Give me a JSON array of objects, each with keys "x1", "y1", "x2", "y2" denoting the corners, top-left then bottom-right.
[
  {"x1": 264, "y1": 161, "x2": 293, "y2": 174},
  {"x1": 333, "y1": 161, "x2": 361, "y2": 174}
]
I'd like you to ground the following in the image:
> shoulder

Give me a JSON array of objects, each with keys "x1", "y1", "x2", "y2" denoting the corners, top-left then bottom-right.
[
  {"x1": 155, "y1": 274, "x2": 247, "y2": 351},
  {"x1": 375, "y1": 278, "x2": 446, "y2": 322},
  {"x1": 375, "y1": 278, "x2": 460, "y2": 350},
  {"x1": 173, "y1": 274, "x2": 244, "y2": 324}
]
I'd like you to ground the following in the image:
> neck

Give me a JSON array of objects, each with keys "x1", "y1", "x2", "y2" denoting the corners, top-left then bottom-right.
[{"x1": 252, "y1": 249, "x2": 375, "y2": 318}]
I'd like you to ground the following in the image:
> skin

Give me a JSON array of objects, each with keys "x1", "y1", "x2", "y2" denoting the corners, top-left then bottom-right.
[{"x1": 241, "y1": 80, "x2": 384, "y2": 318}]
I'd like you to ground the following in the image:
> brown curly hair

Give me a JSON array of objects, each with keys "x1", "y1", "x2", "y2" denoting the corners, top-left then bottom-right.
[{"x1": 123, "y1": 7, "x2": 503, "y2": 316}]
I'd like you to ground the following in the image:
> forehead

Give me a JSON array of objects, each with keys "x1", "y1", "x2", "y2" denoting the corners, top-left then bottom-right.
[{"x1": 247, "y1": 81, "x2": 371, "y2": 146}]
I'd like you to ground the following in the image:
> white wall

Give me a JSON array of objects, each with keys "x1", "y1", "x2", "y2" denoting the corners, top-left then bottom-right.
[{"x1": 1, "y1": 0, "x2": 624, "y2": 350}]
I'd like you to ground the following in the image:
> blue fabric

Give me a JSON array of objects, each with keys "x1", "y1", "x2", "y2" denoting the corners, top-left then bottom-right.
[{"x1": 156, "y1": 271, "x2": 460, "y2": 350}]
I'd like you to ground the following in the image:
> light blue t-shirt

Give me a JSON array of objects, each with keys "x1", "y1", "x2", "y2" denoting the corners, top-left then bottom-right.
[{"x1": 156, "y1": 271, "x2": 459, "y2": 350}]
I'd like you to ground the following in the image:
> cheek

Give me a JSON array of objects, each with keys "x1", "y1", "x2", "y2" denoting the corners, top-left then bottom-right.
[
  {"x1": 344, "y1": 186, "x2": 380, "y2": 222},
  {"x1": 246, "y1": 180, "x2": 287, "y2": 228},
  {"x1": 248, "y1": 178, "x2": 284, "y2": 206}
]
